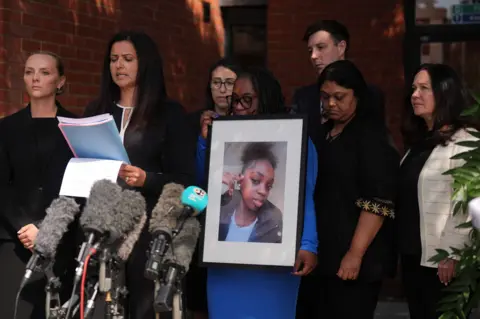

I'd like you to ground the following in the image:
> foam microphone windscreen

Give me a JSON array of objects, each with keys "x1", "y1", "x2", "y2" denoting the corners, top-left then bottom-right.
[
  {"x1": 117, "y1": 213, "x2": 147, "y2": 261},
  {"x1": 171, "y1": 217, "x2": 201, "y2": 272},
  {"x1": 109, "y1": 187, "x2": 147, "y2": 246},
  {"x1": 34, "y1": 196, "x2": 81, "y2": 259},
  {"x1": 79, "y1": 179, "x2": 123, "y2": 237},
  {"x1": 149, "y1": 183, "x2": 185, "y2": 236}
]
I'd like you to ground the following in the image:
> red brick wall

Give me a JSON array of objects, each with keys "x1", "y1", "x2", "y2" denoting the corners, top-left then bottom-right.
[
  {"x1": 0, "y1": 0, "x2": 224, "y2": 117},
  {"x1": 267, "y1": 0, "x2": 405, "y2": 149}
]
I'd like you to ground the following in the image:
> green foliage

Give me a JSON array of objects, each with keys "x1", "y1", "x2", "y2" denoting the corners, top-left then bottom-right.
[{"x1": 430, "y1": 93, "x2": 480, "y2": 318}]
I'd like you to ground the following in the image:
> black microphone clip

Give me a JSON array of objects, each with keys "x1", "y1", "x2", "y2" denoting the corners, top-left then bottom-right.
[
  {"x1": 153, "y1": 263, "x2": 185, "y2": 313},
  {"x1": 144, "y1": 231, "x2": 172, "y2": 281}
]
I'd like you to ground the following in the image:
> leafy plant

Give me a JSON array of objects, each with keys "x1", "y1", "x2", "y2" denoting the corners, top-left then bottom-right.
[{"x1": 429, "y1": 93, "x2": 480, "y2": 319}]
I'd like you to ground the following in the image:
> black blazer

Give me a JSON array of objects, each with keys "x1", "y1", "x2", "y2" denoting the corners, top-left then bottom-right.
[
  {"x1": 84, "y1": 100, "x2": 196, "y2": 211},
  {"x1": 0, "y1": 104, "x2": 76, "y2": 240}
]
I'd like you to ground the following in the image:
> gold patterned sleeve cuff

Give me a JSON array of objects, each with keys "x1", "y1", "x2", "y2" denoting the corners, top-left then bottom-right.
[{"x1": 355, "y1": 197, "x2": 395, "y2": 219}]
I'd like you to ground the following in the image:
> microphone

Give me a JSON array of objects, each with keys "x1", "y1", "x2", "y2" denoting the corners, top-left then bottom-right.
[
  {"x1": 145, "y1": 183, "x2": 185, "y2": 280},
  {"x1": 66, "y1": 180, "x2": 146, "y2": 319},
  {"x1": 153, "y1": 186, "x2": 207, "y2": 313},
  {"x1": 89, "y1": 183, "x2": 146, "y2": 291},
  {"x1": 180, "y1": 186, "x2": 209, "y2": 218},
  {"x1": 116, "y1": 213, "x2": 147, "y2": 262},
  {"x1": 74, "y1": 180, "x2": 124, "y2": 287},
  {"x1": 171, "y1": 218, "x2": 201, "y2": 273},
  {"x1": 20, "y1": 196, "x2": 80, "y2": 289}
]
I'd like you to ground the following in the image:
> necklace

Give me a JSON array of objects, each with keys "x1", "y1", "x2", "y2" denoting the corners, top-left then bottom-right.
[{"x1": 326, "y1": 130, "x2": 342, "y2": 142}]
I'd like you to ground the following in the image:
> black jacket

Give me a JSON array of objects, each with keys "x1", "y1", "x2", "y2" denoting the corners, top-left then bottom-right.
[
  {"x1": 0, "y1": 104, "x2": 76, "y2": 240},
  {"x1": 84, "y1": 99, "x2": 196, "y2": 319},
  {"x1": 84, "y1": 100, "x2": 196, "y2": 211}
]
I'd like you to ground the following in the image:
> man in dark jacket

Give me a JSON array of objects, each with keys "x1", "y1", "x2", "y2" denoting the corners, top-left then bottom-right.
[{"x1": 292, "y1": 20, "x2": 386, "y2": 146}]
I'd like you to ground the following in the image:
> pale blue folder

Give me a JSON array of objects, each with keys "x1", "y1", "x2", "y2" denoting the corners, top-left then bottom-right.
[{"x1": 57, "y1": 114, "x2": 130, "y2": 164}]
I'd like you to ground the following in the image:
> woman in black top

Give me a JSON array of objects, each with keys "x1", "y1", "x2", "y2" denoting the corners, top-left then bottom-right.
[
  {"x1": 84, "y1": 31, "x2": 195, "y2": 319},
  {"x1": 397, "y1": 64, "x2": 479, "y2": 319},
  {"x1": 298, "y1": 60, "x2": 399, "y2": 319},
  {"x1": 0, "y1": 52, "x2": 76, "y2": 318}
]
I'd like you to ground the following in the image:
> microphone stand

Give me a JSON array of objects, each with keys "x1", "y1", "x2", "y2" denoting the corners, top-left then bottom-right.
[
  {"x1": 103, "y1": 257, "x2": 128, "y2": 319},
  {"x1": 45, "y1": 268, "x2": 62, "y2": 319},
  {"x1": 153, "y1": 220, "x2": 189, "y2": 319}
]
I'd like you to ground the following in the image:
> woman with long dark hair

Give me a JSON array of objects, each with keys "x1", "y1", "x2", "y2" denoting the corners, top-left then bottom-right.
[
  {"x1": 84, "y1": 30, "x2": 195, "y2": 319},
  {"x1": 297, "y1": 60, "x2": 399, "y2": 319},
  {"x1": 189, "y1": 58, "x2": 240, "y2": 137},
  {"x1": 185, "y1": 58, "x2": 240, "y2": 319},
  {"x1": 0, "y1": 51, "x2": 76, "y2": 318},
  {"x1": 196, "y1": 66, "x2": 318, "y2": 319},
  {"x1": 396, "y1": 63, "x2": 479, "y2": 319}
]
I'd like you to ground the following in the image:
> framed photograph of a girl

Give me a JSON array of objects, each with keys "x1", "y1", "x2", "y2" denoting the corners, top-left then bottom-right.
[{"x1": 201, "y1": 115, "x2": 307, "y2": 268}]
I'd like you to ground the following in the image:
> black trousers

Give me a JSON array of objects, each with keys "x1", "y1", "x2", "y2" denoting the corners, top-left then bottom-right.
[
  {"x1": 184, "y1": 240, "x2": 208, "y2": 314},
  {"x1": 296, "y1": 271, "x2": 382, "y2": 319},
  {"x1": 401, "y1": 254, "x2": 448, "y2": 319},
  {"x1": 0, "y1": 240, "x2": 47, "y2": 319}
]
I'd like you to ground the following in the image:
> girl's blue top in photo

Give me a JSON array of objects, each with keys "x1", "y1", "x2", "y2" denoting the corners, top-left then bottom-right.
[{"x1": 196, "y1": 135, "x2": 318, "y2": 319}]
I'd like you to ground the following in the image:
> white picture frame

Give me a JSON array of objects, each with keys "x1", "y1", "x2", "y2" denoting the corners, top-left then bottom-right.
[{"x1": 199, "y1": 115, "x2": 308, "y2": 269}]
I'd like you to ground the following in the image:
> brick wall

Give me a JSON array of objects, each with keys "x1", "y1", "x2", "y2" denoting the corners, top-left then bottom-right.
[
  {"x1": 267, "y1": 0, "x2": 405, "y2": 149},
  {"x1": 0, "y1": 0, "x2": 224, "y2": 117}
]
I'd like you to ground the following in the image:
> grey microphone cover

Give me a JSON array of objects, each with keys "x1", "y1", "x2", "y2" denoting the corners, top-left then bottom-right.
[
  {"x1": 117, "y1": 213, "x2": 147, "y2": 261},
  {"x1": 149, "y1": 183, "x2": 185, "y2": 236},
  {"x1": 34, "y1": 196, "x2": 81, "y2": 259},
  {"x1": 80, "y1": 179, "x2": 123, "y2": 236},
  {"x1": 109, "y1": 187, "x2": 147, "y2": 245},
  {"x1": 171, "y1": 217, "x2": 201, "y2": 272}
]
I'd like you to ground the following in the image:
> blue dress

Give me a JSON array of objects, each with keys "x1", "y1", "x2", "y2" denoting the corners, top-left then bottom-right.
[{"x1": 196, "y1": 135, "x2": 318, "y2": 319}]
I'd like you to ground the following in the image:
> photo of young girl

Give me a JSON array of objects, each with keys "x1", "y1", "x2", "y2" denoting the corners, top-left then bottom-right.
[{"x1": 218, "y1": 141, "x2": 286, "y2": 244}]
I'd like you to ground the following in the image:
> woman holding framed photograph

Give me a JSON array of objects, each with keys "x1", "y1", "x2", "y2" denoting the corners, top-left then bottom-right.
[{"x1": 196, "y1": 67, "x2": 318, "y2": 319}]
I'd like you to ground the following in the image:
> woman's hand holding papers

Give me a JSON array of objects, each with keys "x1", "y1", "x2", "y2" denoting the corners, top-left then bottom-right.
[{"x1": 119, "y1": 164, "x2": 147, "y2": 187}]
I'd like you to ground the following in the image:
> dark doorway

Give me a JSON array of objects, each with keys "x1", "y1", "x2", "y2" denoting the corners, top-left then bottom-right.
[{"x1": 221, "y1": 5, "x2": 268, "y2": 69}]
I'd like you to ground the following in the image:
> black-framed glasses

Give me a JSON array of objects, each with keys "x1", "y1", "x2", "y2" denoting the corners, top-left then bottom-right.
[
  {"x1": 211, "y1": 78, "x2": 236, "y2": 90},
  {"x1": 226, "y1": 93, "x2": 257, "y2": 110}
]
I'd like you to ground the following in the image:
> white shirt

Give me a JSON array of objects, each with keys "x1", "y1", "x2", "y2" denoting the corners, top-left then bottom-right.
[{"x1": 116, "y1": 103, "x2": 134, "y2": 143}]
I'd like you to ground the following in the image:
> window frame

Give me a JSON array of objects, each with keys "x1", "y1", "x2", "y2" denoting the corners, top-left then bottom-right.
[{"x1": 404, "y1": 0, "x2": 480, "y2": 86}]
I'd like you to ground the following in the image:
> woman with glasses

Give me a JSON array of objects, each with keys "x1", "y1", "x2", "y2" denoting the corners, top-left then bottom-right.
[
  {"x1": 196, "y1": 66, "x2": 318, "y2": 319},
  {"x1": 188, "y1": 58, "x2": 240, "y2": 145},
  {"x1": 185, "y1": 58, "x2": 241, "y2": 319}
]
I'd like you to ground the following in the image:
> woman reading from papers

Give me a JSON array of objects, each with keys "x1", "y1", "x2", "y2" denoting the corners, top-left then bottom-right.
[
  {"x1": 84, "y1": 31, "x2": 195, "y2": 319},
  {"x1": 0, "y1": 51, "x2": 76, "y2": 318},
  {"x1": 196, "y1": 67, "x2": 318, "y2": 319}
]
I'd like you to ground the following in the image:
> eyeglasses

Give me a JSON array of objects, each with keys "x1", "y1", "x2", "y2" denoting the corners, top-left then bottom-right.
[
  {"x1": 211, "y1": 78, "x2": 236, "y2": 90},
  {"x1": 226, "y1": 93, "x2": 257, "y2": 110}
]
